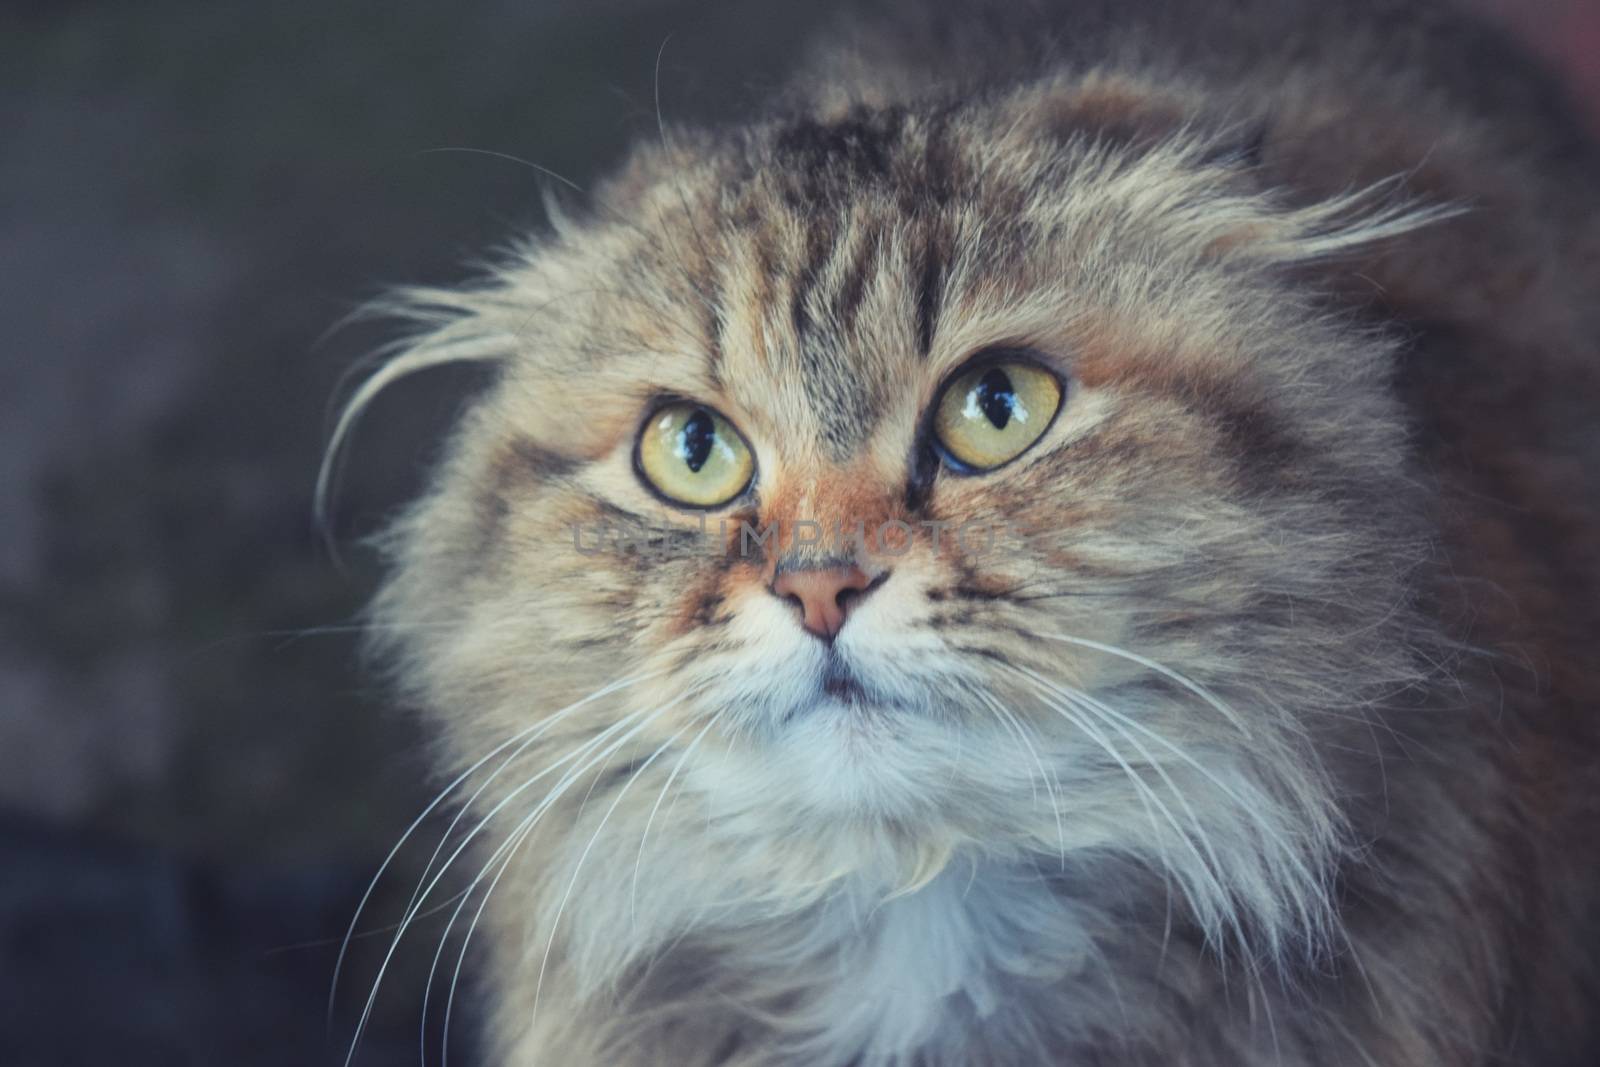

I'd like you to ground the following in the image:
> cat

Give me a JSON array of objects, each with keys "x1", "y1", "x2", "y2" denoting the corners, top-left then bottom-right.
[{"x1": 328, "y1": 0, "x2": 1600, "y2": 1063}]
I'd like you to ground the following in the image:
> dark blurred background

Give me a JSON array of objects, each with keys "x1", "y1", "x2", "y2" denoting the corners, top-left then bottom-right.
[{"x1": 1, "y1": 1, "x2": 1594, "y2": 1065}]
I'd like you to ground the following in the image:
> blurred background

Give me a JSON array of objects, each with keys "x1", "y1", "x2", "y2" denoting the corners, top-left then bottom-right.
[{"x1": 1, "y1": 1, "x2": 1594, "y2": 1064}]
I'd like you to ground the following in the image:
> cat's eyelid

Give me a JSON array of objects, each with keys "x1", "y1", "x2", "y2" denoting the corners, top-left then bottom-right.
[
  {"x1": 638, "y1": 389, "x2": 753, "y2": 423},
  {"x1": 930, "y1": 340, "x2": 1064, "y2": 374}
]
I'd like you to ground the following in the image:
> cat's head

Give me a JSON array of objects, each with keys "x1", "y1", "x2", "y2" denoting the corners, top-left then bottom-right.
[{"x1": 351, "y1": 87, "x2": 1445, "y2": 959}]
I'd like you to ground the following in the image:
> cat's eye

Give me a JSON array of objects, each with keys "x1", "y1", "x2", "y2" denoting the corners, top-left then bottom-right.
[
  {"x1": 932, "y1": 357, "x2": 1063, "y2": 471},
  {"x1": 635, "y1": 402, "x2": 755, "y2": 508}
]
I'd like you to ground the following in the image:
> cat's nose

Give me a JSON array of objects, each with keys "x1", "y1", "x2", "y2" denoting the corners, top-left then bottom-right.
[{"x1": 771, "y1": 563, "x2": 880, "y2": 642}]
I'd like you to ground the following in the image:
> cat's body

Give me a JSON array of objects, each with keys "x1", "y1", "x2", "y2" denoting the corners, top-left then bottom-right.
[{"x1": 347, "y1": 1, "x2": 1600, "y2": 1063}]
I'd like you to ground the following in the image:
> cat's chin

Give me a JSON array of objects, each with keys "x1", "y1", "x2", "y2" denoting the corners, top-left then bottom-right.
[
  {"x1": 692, "y1": 638, "x2": 1004, "y2": 823},
  {"x1": 718, "y1": 691, "x2": 997, "y2": 828}
]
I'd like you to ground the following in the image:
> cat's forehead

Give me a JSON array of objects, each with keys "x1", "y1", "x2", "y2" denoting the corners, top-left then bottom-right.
[
  {"x1": 528, "y1": 95, "x2": 1252, "y2": 466},
  {"x1": 600, "y1": 107, "x2": 1001, "y2": 460},
  {"x1": 709, "y1": 184, "x2": 934, "y2": 459}
]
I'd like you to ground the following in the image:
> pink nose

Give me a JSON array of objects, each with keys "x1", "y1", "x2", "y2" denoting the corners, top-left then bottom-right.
[{"x1": 772, "y1": 564, "x2": 876, "y2": 641}]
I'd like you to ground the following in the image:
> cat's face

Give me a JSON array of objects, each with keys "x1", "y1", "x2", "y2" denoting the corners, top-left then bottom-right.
[{"x1": 375, "y1": 95, "x2": 1432, "y2": 941}]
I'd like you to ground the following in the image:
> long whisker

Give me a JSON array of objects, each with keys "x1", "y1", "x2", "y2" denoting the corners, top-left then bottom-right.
[
  {"x1": 1039, "y1": 682, "x2": 1181, "y2": 962},
  {"x1": 530, "y1": 702, "x2": 708, "y2": 1050},
  {"x1": 1030, "y1": 632, "x2": 1253, "y2": 738},
  {"x1": 410, "y1": 674, "x2": 666, "y2": 924},
  {"x1": 418, "y1": 701, "x2": 677, "y2": 1051},
  {"x1": 429, "y1": 823, "x2": 535, "y2": 1067},
  {"x1": 1022, "y1": 665, "x2": 1326, "y2": 916},
  {"x1": 344, "y1": 699, "x2": 665, "y2": 1067},
  {"x1": 415, "y1": 146, "x2": 586, "y2": 194},
  {"x1": 975, "y1": 691, "x2": 1066, "y2": 868},
  {"x1": 420, "y1": 709, "x2": 659, "y2": 1065},
  {"x1": 417, "y1": 695, "x2": 675, "y2": 1067},
  {"x1": 631, "y1": 713, "x2": 720, "y2": 924},
  {"x1": 1036, "y1": 678, "x2": 1237, "y2": 930},
  {"x1": 328, "y1": 670, "x2": 657, "y2": 1027},
  {"x1": 1013, "y1": 672, "x2": 1239, "y2": 949},
  {"x1": 1036, "y1": 680, "x2": 1183, "y2": 949},
  {"x1": 974, "y1": 691, "x2": 1039, "y2": 806},
  {"x1": 435, "y1": 697, "x2": 701, "y2": 1067},
  {"x1": 1018, "y1": 667, "x2": 1249, "y2": 808}
]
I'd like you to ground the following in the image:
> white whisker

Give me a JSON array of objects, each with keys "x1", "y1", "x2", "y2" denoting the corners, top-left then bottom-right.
[
  {"x1": 344, "y1": 696, "x2": 667, "y2": 1067},
  {"x1": 1062, "y1": 678, "x2": 1326, "y2": 909},
  {"x1": 422, "y1": 692, "x2": 694, "y2": 1067},
  {"x1": 432, "y1": 694, "x2": 694, "y2": 1055},
  {"x1": 631, "y1": 713, "x2": 720, "y2": 924},
  {"x1": 531, "y1": 702, "x2": 707, "y2": 1050},
  {"x1": 329, "y1": 669, "x2": 656, "y2": 1030},
  {"x1": 975, "y1": 691, "x2": 1066, "y2": 867},
  {"x1": 1032, "y1": 632, "x2": 1253, "y2": 738},
  {"x1": 1013, "y1": 671, "x2": 1240, "y2": 950}
]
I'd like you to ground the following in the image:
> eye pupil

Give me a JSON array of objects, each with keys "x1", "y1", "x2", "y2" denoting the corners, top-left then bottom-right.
[
  {"x1": 976, "y1": 368, "x2": 1015, "y2": 430},
  {"x1": 679, "y1": 409, "x2": 716, "y2": 473}
]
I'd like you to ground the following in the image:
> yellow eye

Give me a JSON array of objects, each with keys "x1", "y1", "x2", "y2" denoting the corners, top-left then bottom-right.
[
  {"x1": 933, "y1": 358, "x2": 1063, "y2": 471},
  {"x1": 636, "y1": 403, "x2": 755, "y2": 508}
]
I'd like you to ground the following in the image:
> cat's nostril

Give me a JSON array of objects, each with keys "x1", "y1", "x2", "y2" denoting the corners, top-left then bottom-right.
[
  {"x1": 834, "y1": 570, "x2": 887, "y2": 613},
  {"x1": 771, "y1": 564, "x2": 883, "y2": 642}
]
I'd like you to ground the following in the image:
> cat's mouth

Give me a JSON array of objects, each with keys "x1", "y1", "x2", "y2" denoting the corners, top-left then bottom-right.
[
  {"x1": 821, "y1": 661, "x2": 870, "y2": 704},
  {"x1": 810, "y1": 653, "x2": 907, "y2": 714},
  {"x1": 764, "y1": 650, "x2": 925, "y2": 730},
  {"x1": 767, "y1": 647, "x2": 923, "y2": 725}
]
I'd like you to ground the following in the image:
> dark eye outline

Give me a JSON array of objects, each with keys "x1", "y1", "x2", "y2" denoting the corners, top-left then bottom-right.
[
  {"x1": 924, "y1": 348, "x2": 1066, "y2": 476},
  {"x1": 631, "y1": 396, "x2": 758, "y2": 511}
]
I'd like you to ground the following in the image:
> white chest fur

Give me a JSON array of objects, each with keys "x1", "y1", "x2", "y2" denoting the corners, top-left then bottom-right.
[{"x1": 793, "y1": 861, "x2": 1095, "y2": 1064}]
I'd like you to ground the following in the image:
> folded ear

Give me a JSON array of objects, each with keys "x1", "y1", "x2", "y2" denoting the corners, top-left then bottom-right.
[
  {"x1": 1006, "y1": 71, "x2": 1204, "y2": 154},
  {"x1": 1001, "y1": 69, "x2": 1268, "y2": 172}
]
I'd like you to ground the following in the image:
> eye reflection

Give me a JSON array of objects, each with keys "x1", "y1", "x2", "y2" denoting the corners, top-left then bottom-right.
[{"x1": 960, "y1": 367, "x2": 1031, "y2": 431}]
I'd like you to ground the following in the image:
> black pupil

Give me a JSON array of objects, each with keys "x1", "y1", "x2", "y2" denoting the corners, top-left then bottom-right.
[
  {"x1": 975, "y1": 368, "x2": 1016, "y2": 430},
  {"x1": 680, "y1": 409, "x2": 716, "y2": 473}
]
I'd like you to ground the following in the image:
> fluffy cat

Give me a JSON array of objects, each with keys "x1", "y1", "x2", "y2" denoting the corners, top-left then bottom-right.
[{"x1": 331, "y1": 0, "x2": 1600, "y2": 1063}]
